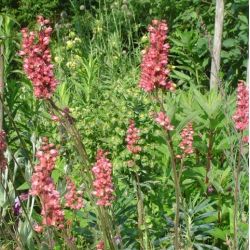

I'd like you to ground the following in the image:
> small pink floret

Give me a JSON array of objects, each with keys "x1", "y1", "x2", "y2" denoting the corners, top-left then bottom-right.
[
  {"x1": 64, "y1": 177, "x2": 84, "y2": 210},
  {"x1": 154, "y1": 112, "x2": 174, "y2": 131}
]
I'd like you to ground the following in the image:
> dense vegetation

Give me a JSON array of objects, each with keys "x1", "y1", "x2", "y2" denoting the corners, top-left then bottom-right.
[{"x1": 0, "y1": 0, "x2": 248, "y2": 249}]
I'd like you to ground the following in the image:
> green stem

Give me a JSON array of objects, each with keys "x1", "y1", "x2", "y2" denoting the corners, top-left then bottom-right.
[
  {"x1": 134, "y1": 171, "x2": 150, "y2": 250},
  {"x1": 178, "y1": 157, "x2": 184, "y2": 183},
  {"x1": 154, "y1": 91, "x2": 181, "y2": 249},
  {"x1": 166, "y1": 132, "x2": 181, "y2": 250},
  {"x1": 206, "y1": 130, "x2": 213, "y2": 184},
  {"x1": 233, "y1": 132, "x2": 243, "y2": 250}
]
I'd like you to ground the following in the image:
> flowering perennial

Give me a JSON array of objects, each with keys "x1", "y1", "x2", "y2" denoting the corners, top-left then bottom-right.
[
  {"x1": 177, "y1": 123, "x2": 194, "y2": 158},
  {"x1": 92, "y1": 150, "x2": 114, "y2": 206},
  {"x1": 0, "y1": 130, "x2": 7, "y2": 171},
  {"x1": 65, "y1": 177, "x2": 84, "y2": 210},
  {"x1": 232, "y1": 80, "x2": 249, "y2": 131},
  {"x1": 19, "y1": 16, "x2": 58, "y2": 99},
  {"x1": 139, "y1": 19, "x2": 175, "y2": 92},
  {"x1": 154, "y1": 112, "x2": 174, "y2": 131},
  {"x1": 125, "y1": 120, "x2": 142, "y2": 154},
  {"x1": 30, "y1": 138, "x2": 64, "y2": 230}
]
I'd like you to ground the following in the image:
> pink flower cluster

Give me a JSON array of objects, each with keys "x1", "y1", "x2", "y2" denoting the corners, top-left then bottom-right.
[
  {"x1": 96, "y1": 240, "x2": 104, "y2": 250},
  {"x1": 154, "y1": 112, "x2": 174, "y2": 131},
  {"x1": 19, "y1": 16, "x2": 58, "y2": 99},
  {"x1": 92, "y1": 150, "x2": 114, "y2": 206},
  {"x1": 125, "y1": 120, "x2": 142, "y2": 154},
  {"x1": 139, "y1": 20, "x2": 175, "y2": 92},
  {"x1": 64, "y1": 177, "x2": 84, "y2": 210},
  {"x1": 0, "y1": 130, "x2": 7, "y2": 171},
  {"x1": 30, "y1": 138, "x2": 64, "y2": 230},
  {"x1": 176, "y1": 123, "x2": 194, "y2": 158},
  {"x1": 232, "y1": 80, "x2": 249, "y2": 131}
]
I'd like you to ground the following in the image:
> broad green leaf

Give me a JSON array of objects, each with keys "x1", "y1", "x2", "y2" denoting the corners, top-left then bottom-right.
[
  {"x1": 223, "y1": 39, "x2": 236, "y2": 48},
  {"x1": 17, "y1": 182, "x2": 30, "y2": 191},
  {"x1": 208, "y1": 228, "x2": 229, "y2": 240}
]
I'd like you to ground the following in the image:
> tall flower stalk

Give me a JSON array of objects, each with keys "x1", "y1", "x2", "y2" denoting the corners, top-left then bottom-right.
[
  {"x1": 47, "y1": 93, "x2": 117, "y2": 250},
  {"x1": 30, "y1": 138, "x2": 64, "y2": 231},
  {"x1": 232, "y1": 80, "x2": 249, "y2": 249},
  {"x1": 125, "y1": 119, "x2": 150, "y2": 249},
  {"x1": 154, "y1": 111, "x2": 180, "y2": 249},
  {"x1": 139, "y1": 19, "x2": 180, "y2": 249}
]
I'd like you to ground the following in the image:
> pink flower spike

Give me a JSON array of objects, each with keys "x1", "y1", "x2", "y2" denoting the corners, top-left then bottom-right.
[
  {"x1": 179, "y1": 123, "x2": 194, "y2": 157},
  {"x1": 125, "y1": 120, "x2": 142, "y2": 154},
  {"x1": 232, "y1": 80, "x2": 249, "y2": 131},
  {"x1": 139, "y1": 20, "x2": 175, "y2": 92},
  {"x1": 64, "y1": 177, "x2": 84, "y2": 210},
  {"x1": 19, "y1": 16, "x2": 58, "y2": 99},
  {"x1": 154, "y1": 112, "x2": 174, "y2": 131},
  {"x1": 30, "y1": 138, "x2": 64, "y2": 230},
  {"x1": 92, "y1": 150, "x2": 114, "y2": 207}
]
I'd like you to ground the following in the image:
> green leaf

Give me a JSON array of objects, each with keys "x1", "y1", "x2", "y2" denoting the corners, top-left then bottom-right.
[
  {"x1": 193, "y1": 89, "x2": 210, "y2": 117},
  {"x1": 17, "y1": 182, "x2": 30, "y2": 191},
  {"x1": 208, "y1": 228, "x2": 229, "y2": 240},
  {"x1": 174, "y1": 65, "x2": 195, "y2": 75},
  {"x1": 176, "y1": 111, "x2": 199, "y2": 132},
  {"x1": 238, "y1": 15, "x2": 248, "y2": 25},
  {"x1": 170, "y1": 38, "x2": 184, "y2": 47},
  {"x1": 51, "y1": 169, "x2": 61, "y2": 184},
  {"x1": 223, "y1": 39, "x2": 236, "y2": 48},
  {"x1": 172, "y1": 70, "x2": 191, "y2": 81}
]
